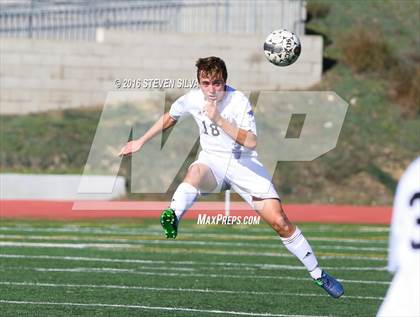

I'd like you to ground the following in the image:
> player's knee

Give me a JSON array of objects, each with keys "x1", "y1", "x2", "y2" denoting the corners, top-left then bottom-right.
[
  {"x1": 271, "y1": 217, "x2": 294, "y2": 236},
  {"x1": 188, "y1": 164, "x2": 201, "y2": 174},
  {"x1": 184, "y1": 165, "x2": 202, "y2": 186}
]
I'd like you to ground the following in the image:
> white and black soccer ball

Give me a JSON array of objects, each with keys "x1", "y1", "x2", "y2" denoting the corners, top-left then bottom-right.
[{"x1": 263, "y1": 29, "x2": 301, "y2": 66}]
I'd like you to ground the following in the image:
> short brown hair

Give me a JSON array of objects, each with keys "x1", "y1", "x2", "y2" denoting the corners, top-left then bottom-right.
[{"x1": 195, "y1": 56, "x2": 228, "y2": 82}]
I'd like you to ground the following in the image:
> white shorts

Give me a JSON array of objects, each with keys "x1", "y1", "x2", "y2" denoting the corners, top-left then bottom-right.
[{"x1": 191, "y1": 150, "x2": 280, "y2": 206}]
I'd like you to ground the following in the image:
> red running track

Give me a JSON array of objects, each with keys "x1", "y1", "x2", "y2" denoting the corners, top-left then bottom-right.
[{"x1": 0, "y1": 200, "x2": 392, "y2": 224}]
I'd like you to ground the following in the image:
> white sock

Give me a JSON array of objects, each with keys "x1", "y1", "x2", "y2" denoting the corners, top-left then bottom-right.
[
  {"x1": 280, "y1": 227, "x2": 322, "y2": 279},
  {"x1": 170, "y1": 182, "x2": 200, "y2": 221}
]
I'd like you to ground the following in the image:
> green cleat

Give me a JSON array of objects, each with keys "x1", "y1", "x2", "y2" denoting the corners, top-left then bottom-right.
[{"x1": 160, "y1": 208, "x2": 178, "y2": 239}]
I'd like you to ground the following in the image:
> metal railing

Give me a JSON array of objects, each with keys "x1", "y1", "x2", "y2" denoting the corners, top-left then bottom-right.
[{"x1": 0, "y1": 0, "x2": 305, "y2": 41}]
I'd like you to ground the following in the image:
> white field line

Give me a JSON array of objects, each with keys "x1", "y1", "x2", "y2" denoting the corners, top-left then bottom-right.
[
  {"x1": 0, "y1": 281, "x2": 384, "y2": 300},
  {"x1": 307, "y1": 237, "x2": 388, "y2": 245},
  {"x1": 356, "y1": 227, "x2": 389, "y2": 233},
  {"x1": 309, "y1": 237, "x2": 386, "y2": 244},
  {"x1": 0, "y1": 242, "x2": 387, "y2": 261},
  {"x1": 219, "y1": 225, "x2": 389, "y2": 234},
  {"x1": 0, "y1": 265, "x2": 391, "y2": 285},
  {"x1": 0, "y1": 254, "x2": 388, "y2": 271},
  {"x1": 222, "y1": 226, "x2": 389, "y2": 234},
  {"x1": 0, "y1": 234, "x2": 388, "y2": 252},
  {"x1": 0, "y1": 226, "x2": 388, "y2": 244},
  {"x1": 0, "y1": 299, "x2": 336, "y2": 317},
  {"x1": 3, "y1": 265, "x2": 192, "y2": 273},
  {"x1": 0, "y1": 241, "x2": 138, "y2": 249},
  {"x1": 0, "y1": 224, "x2": 390, "y2": 234}
]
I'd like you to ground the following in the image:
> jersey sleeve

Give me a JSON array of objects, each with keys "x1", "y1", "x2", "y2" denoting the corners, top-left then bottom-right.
[
  {"x1": 169, "y1": 94, "x2": 190, "y2": 121},
  {"x1": 234, "y1": 97, "x2": 257, "y2": 135}
]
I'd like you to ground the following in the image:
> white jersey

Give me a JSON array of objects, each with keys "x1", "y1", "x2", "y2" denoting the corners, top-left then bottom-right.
[
  {"x1": 377, "y1": 157, "x2": 420, "y2": 317},
  {"x1": 169, "y1": 86, "x2": 257, "y2": 158},
  {"x1": 387, "y1": 157, "x2": 420, "y2": 273}
]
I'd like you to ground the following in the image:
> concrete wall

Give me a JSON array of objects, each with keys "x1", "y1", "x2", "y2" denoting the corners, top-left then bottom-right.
[
  {"x1": 0, "y1": 174, "x2": 126, "y2": 200},
  {"x1": 0, "y1": 29, "x2": 322, "y2": 114}
]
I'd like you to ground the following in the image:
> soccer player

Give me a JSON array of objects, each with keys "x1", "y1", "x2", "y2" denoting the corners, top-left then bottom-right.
[
  {"x1": 119, "y1": 56, "x2": 344, "y2": 298},
  {"x1": 377, "y1": 157, "x2": 420, "y2": 317}
]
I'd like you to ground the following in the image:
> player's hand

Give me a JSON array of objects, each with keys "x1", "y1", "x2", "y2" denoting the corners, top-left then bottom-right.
[
  {"x1": 203, "y1": 100, "x2": 222, "y2": 124},
  {"x1": 118, "y1": 139, "x2": 144, "y2": 157}
]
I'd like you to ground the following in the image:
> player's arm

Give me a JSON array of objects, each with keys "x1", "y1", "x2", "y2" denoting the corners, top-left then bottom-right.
[
  {"x1": 216, "y1": 117, "x2": 257, "y2": 150},
  {"x1": 204, "y1": 100, "x2": 257, "y2": 149},
  {"x1": 118, "y1": 112, "x2": 177, "y2": 156}
]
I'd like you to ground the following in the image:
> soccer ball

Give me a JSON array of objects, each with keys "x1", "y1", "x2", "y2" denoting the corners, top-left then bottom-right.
[{"x1": 263, "y1": 29, "x2": 301, "y2": 66}]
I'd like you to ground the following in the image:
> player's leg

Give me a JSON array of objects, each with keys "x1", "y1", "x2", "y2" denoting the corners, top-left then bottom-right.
[
  {"x1": 253, "y1": 197, "x2": 344, "y2": 298},
  {"x1": 172, "y1": 162, "x2": 218, "y2": 220},
  {"x1": 161, "y1": 162, "x2": 218, "y2": 238},
  {"x1": 253, "y1": 198, "x2": 320, "y2": 273},
  {"x1": 227, "y1": 157, "x2": 343, "y2": 298}
]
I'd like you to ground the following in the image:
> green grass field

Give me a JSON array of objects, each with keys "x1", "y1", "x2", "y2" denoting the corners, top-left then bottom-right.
[{"x1": 0, "y1": 218, "x2": 392, "y2": 316}]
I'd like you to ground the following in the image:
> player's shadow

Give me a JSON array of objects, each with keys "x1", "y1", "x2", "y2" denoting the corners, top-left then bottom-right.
[
  {"x1": 236, "y1": 157, "x2": 273, "y2": 183},
  {"x1": 367, "y1": 163, "x2": 398, "y2": 192}
]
